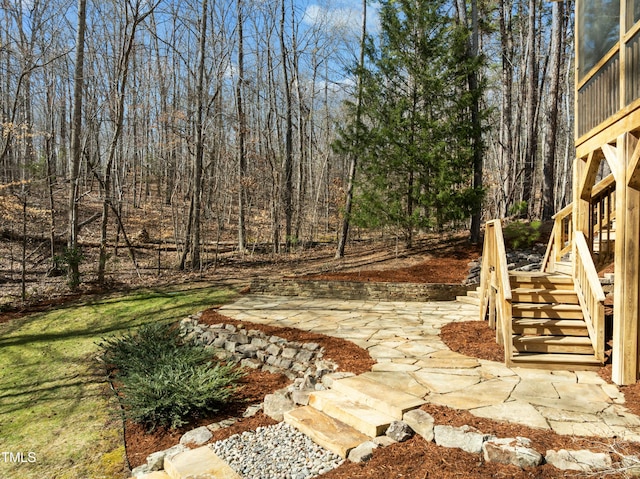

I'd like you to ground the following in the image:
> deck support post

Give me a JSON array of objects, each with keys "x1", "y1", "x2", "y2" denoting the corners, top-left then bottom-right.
[{"x1": 612, "y1": 133, "x2": 640, "y2": 385}]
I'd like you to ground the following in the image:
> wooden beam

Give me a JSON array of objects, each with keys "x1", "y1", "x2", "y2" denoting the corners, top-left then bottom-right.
[
  {"x1": 627, "y1": 133, "x2": 640, "y2": 190},
  {"x1": 579, "y1": 151, "x2": 602, "y2": 200},
  {"x1": 577, "y1": 102, "x2": 640, "y2": 156},
  {"x1": 602, "y1": 143, "x2": 622, "y2": 183}
]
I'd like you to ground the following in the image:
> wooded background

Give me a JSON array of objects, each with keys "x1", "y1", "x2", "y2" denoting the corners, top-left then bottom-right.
[{"x1": 0, "y1": 0, "x2": 574, "y2": 293}]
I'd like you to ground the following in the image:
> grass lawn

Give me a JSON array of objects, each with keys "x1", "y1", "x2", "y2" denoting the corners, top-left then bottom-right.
[{"x1": 0, "y1": 283, "x2": 239, "y2": 479}]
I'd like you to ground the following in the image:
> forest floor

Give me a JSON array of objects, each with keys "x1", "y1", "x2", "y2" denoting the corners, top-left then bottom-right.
[{"x1": 3, "y1": 224, "x2": 638, "y2": 478}]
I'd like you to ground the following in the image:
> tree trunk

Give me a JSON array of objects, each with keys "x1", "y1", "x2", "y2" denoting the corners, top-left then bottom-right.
[
  {"x1": 335, "y1": 0, "x2": 366, "y2": 259},
  {"x1": 68, "y1": 0, "x2": 87, "y2": 289},
  {"x1": 542, "y1": 1, "x2": 564, "y2": 220},
  {"x1": 521, "y1": 0, "x2": 538, "y2": 215},
  {"x1": 280, "y1": 0, "x2": 293, "y2": 251},
  {"x1": 181, "y1": 0, "x2": 208, "y2": 270},
  {"x1": 499, "y1": 0, "x2": 514, "y2": 218},
  {"x1": 237, "y1": 0, "x2": 247, "y2": 252}
]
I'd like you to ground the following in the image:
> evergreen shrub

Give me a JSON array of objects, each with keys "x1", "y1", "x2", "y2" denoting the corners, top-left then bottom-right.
[
  {"x1": 503, "y1": 220, "x2": 542, "y2": 249},
  {"x1": 98, "y1": 323, "x2": 244, "y2": 430}
]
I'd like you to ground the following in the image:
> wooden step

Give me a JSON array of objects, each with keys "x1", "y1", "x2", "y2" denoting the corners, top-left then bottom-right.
[
  {"x1": 510, "y1": 272, "x2": 574, "y2": 290},
  {"x1": 164, "y1": 446, "x2": 241, "y2": 479},
  {"x1": 309, "y1": 389, "x2": 395, "y2": 437},
  {"x1": 553, "y1": 261, "x2": 573, "y2": 275},
  {"x1": 512, "y1": 303, "x2": 584, "y2": 320},
  {"x1": 510, "y1": 352, "x2": 602, "y2": 371},
  {"x1": 511, "y1": 288, "x2": 579, "y2": 304},
  {"x1": 513, "y1": 335, "x2": 594, "y2": 354},
  {"x1": 513, "y1": 318, "x2": 589, "y2": 336},
  {"x1": 284, "y1": 406, "x2": 370, "y2": 458},
  {"x1": 329, "y1": 375, "x2": 425, "y2": 420}
]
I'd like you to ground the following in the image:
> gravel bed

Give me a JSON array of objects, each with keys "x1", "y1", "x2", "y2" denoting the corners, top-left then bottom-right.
[{"x1": 211, "y1": 422, "x2": 344, "y2": 479}]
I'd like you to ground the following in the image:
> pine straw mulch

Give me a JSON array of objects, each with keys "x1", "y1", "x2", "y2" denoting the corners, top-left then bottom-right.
[{"x1": 125, "y1": 311, "x2": 640, "y2": 479}]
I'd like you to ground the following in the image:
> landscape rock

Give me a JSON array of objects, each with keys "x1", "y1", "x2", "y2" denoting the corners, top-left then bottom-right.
[
  {"x1": 545, "y1": 449, "x2": 612, "y2": 472},
  {"x1": 291, "y1": 389, "x2": 312, "y2": 406},
  {"x1": 263, "y1": 391, "x2": 295, "y2": 421},
  {"x1": 130, "y1": 463, "x2": 152, "y2": 477},
  {"x1": 403, "y1": 409, "x2": 435, "y2": 442},
  {"x1": 143, "y1": 444, "x2": 187, "y2": 473},
  {"x1": 348, "y1": 441, "x2": 378, "y2": 463},
  {"x1": 622, "y1": 455, "x2": 640, "y2": 477},
  {"x1": 482, "y1": 437, "x2": 543, "y2": 469},
  {"x1": 242, "y1": 404, "x2": 263, "y2": 418},
  {"x1": 385, "y1": 421, "x2": 414, "y2": 442},
  {"x1": 434, "y1": 425, "x2": 494, "y2": 454},
  {"x1": 373, "y1": 436, "x2": 397, "y2": 448},
  {"x1": 179, "y1": 426, "x2": 213, "y2": 446}
]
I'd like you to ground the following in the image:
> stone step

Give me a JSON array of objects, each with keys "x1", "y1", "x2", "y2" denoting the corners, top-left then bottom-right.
[
  {"x1": 329, "y1": 375, "x2": 425, "y2": 420},
  {"x1": 284, "y1": 406, "x2": 370, "y2": 458},
  {"x1": 513, "y1": 318, "x2": 589, "y2": 336},
  {"x1": 513, "y1": 335, "x2": 595, "y2": 354},
  {"x1": 164, "y1": 446, "x2": 241, "y2": 479},
  {"x1": 510, "y1": 352, "x2": 602, "y2": 371},
  {"x1": 512, "y1": 303, "x2": 584, "y2": 320},
  {"x1": 309, "y1": 389, "x2": 396, "y2": 437},
  {"x1": 131, "y1": 472, "x2": 171, "y2": 479},
  {"x1": 511, "y1": 288, "x2": 579, "y2": 305},
  {"x1": 456, "y1": 295, "x2": 480, "y2": 306}
]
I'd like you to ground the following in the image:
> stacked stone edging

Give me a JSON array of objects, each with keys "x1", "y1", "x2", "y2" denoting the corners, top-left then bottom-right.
[
  {"x1": 180, "y1": 315, "x2": 337, "y2": 381},
  {"x1": 250, "y1": 278, "x2": 472, "y2": 302}
]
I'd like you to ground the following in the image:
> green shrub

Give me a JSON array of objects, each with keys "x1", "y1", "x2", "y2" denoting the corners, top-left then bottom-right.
[
  {"x1": 503, "y1": 220, "x2": 542, "y2": 249},
  {"x1": 98, "y1": 323, "x2": 245, "y2": 430}
]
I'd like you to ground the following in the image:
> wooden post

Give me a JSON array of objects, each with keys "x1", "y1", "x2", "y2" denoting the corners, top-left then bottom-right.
[{"x1": 612, "y1": 133, "x2": 640, "y2": 385}]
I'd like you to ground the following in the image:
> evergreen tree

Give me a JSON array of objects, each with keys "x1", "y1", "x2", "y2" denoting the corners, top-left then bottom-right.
[{"x1": 335, "y1": 0, "x2": 485, "y2": 247}]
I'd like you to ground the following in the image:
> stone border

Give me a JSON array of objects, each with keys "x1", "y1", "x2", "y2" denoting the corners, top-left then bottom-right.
[
  {"x1": 180, "y1": 314, "x2": 337, "y2": 381},
  {"x1": 250, "y1": 278, "x2": 473, "y2": 301},
  {"x1": 393, "y1": 409, "x2": 637, "y2": 475}
]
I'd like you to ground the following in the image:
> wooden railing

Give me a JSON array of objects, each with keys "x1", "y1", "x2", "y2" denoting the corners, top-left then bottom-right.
[
  {"x1": 574, "y1": 231, "x2": 606, "y2": 362},
  {"x1": 479, "y1": 219, "x2": 513, "y2": 365},
  {"x1": 540, "y1": 199, "x2": 607, "y2": 363},
  {"x1": 542, "y1": 203, "x2": 574, "y2": 273},
  {"x1": 590, "y1": 174, "x2": 616, "y2": 267}
]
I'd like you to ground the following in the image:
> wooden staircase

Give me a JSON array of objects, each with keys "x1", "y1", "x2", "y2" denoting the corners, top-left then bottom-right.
[{"x1": 508, "y1": 271, "x2": 603, "y2": 370}]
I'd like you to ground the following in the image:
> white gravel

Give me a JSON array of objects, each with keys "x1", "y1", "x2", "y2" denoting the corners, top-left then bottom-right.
[{"x1": 211, "y1": 422, "x2": 344, "y2": 479}]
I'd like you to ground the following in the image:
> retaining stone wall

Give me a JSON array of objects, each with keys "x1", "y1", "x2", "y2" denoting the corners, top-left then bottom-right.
[{"x1": 250, "y1": 278, "x2": 472, "y2": 302}]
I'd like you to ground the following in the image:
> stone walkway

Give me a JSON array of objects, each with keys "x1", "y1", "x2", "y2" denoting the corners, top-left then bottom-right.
[{"x1": 220, "y1": 295, "x2": 640, "y2": 441}]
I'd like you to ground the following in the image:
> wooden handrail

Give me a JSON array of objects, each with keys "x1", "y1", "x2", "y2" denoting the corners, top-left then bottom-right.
[
  {"x1": 542, "y1": 203, "x2": 574, "y2": 273},
  {"x1": 574, "y1": 231, "x2": 606, "y2": 361},
  {"x1": 591, "y1": 173, "x2": 615, "y2": 200},
  {"x1": 553, "y1": 203, "x2": 574, "y2": 220},
  {"x1": 479, "y1": 220, "x2": 513, "y2": 365}
]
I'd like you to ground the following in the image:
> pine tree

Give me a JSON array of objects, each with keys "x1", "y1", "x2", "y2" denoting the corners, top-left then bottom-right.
[{"x1": 335, "y1": 0, "x2": 485, "y2": 247}]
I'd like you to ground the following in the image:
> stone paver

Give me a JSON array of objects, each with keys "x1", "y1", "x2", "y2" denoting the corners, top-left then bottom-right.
[{"x1": 220, "y1": 295, "x2": 640, "y2": 439}]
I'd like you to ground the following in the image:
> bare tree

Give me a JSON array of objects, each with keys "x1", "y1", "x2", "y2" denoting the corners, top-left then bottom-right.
[
  {"x1": 68, "y1": 0, "x2": 87, "y2": 288},
  {"x1": 541, "y1": 0, "x2": 564, "y2": 220},
  {"x1": 335, "y1": 0, "x2": 366, "y2": 259}
]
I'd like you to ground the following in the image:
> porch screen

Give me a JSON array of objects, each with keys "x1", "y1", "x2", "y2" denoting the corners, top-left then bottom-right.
[{"x1": 578, "y1": 0, "x2": 620, "y2": 80}]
